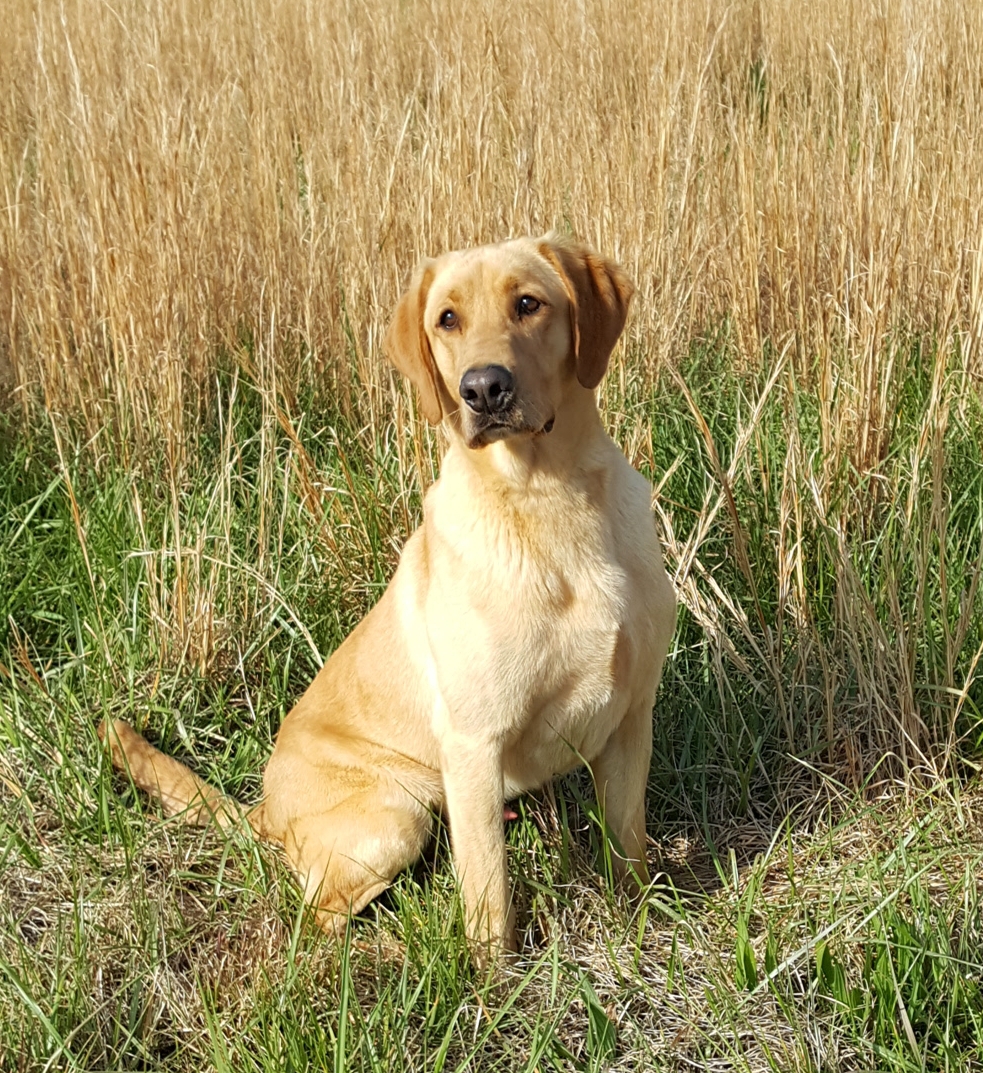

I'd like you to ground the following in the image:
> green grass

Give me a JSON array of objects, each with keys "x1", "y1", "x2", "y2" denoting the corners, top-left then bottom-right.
[{"x1": 2, "y1": 341, "x2": 983, "y2": 1070}]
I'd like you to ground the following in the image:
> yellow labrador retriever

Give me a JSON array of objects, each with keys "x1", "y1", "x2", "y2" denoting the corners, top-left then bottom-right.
[{"x1": 101, "y1": 234, "x2": 677, "y2": 960}]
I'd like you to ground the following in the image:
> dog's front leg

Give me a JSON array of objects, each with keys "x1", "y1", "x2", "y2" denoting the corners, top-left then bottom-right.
[
  {"x1": 440, "y1": 735, "x2": 516, "y2": 963},
  {"x1": 592, "y1": 698, "x2": 654, "y2": 891}
]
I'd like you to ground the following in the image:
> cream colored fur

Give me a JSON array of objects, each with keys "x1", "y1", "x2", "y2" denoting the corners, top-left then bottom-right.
[{"x1": 101, "y1": 234, "x2": 677, "y2": 962}]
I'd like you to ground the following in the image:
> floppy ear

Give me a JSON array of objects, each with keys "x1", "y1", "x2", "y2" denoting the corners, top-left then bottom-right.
[
  {"x1": 538, "y1": 235, "x2": 635, "y2": 389},
  {"x1": 383, "y1": 259, "x2": 443, "y2": 424}
]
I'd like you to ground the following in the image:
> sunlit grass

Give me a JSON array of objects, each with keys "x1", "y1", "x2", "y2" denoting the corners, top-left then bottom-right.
[{"x1": 3, "y1": 0, "x2": 983, "y2": 1067}]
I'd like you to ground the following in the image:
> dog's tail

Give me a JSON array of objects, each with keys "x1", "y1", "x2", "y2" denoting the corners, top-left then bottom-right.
[{"x1": 99, "y1": 718, "x2": 262, "y2": 833}]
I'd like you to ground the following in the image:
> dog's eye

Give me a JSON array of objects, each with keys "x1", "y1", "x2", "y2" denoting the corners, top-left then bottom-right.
[
  {"x1": 517, "y1": 295, "x2": 541, "y2": 317},
  {"x1": 439, "y1": 309, "x2": 458, "y2": 330}
]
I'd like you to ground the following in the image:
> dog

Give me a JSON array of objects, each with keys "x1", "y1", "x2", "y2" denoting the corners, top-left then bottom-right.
[{"x1": 101, "y1": 233, "x2": 677, "y2": 962}]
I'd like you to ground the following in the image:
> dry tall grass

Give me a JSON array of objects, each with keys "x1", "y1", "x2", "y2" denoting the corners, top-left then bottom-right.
[
  {"x1": 2, "y1": 0, "x2": 982, "y2": 786},
  {"x1": 5, "y1": 0, "x2": 982, "y2": 445}
]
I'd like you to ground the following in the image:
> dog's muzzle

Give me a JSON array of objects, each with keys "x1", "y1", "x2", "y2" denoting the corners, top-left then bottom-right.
[{"x1": 459, "y1": 365, "x2": 552, "y2": 447}]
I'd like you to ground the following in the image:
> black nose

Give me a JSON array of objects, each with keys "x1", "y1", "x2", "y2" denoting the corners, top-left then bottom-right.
[{"x1": 459, "y1": 365, "x2": 515, "y2": 415}]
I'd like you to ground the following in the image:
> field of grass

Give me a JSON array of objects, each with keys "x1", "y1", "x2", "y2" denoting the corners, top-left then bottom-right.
[{"x1": 2, "y1": 0, "x2": 983, "y2": 1068}]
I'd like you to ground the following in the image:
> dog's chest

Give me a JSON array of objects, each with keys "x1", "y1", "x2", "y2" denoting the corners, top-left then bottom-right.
[
  {"x1": 498, "y1": 535, "x2": 641, "y2": 789},
  {"x1": 426, "y1": 469, "x2": 659, "y2": 792}
]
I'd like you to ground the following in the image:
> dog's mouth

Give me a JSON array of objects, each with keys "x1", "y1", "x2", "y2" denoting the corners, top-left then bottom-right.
[{"x1": 464, "y1": 411, "x2": 555, "y2": 449}]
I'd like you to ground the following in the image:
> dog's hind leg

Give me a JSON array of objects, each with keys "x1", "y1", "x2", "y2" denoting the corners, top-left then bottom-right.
[{"x1": 279, "y1": 778, "x2": 435, "y2": 933}]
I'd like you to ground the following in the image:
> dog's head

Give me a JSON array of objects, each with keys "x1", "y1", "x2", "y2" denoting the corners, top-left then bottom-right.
[{"x1": 384, "y1": 235, "x2": 634, "y2": 449}]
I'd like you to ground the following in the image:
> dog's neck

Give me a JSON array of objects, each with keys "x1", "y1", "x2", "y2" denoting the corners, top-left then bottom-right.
[{"x1": 443, "y1": 386, "x2": 611, "y2": 498}]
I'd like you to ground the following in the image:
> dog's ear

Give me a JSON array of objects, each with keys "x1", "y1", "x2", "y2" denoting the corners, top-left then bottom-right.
[
  {"x1": 539, "y1": 235, "x2": 635, "y2": 390},
  {"x1": 384, "y1": 260, "x2": 443, "y2": 424}
]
